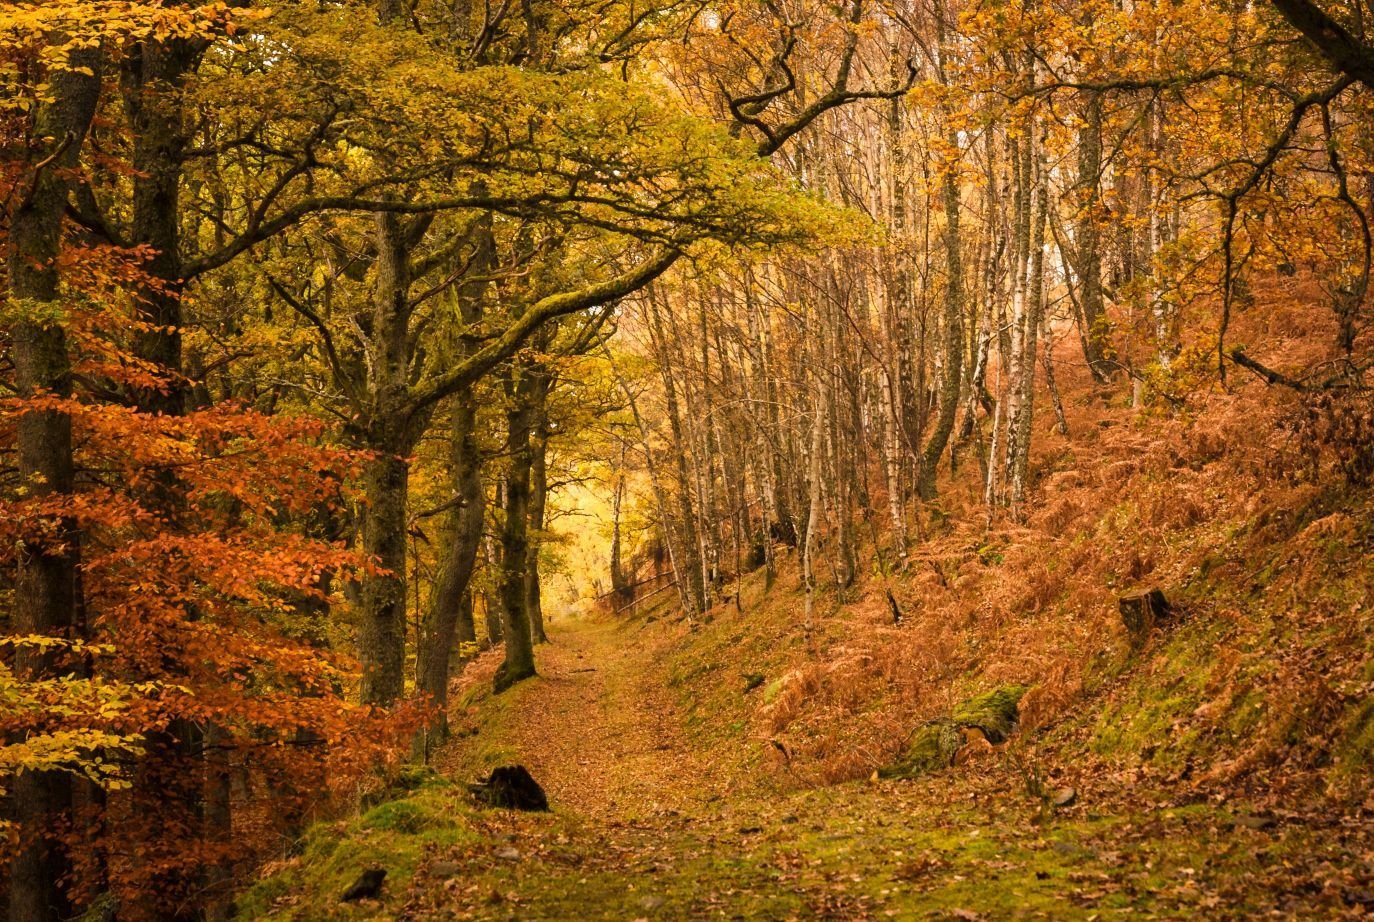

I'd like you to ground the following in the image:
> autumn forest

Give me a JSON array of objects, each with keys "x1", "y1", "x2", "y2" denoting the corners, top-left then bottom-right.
[{"x1": 4, "y1": 0, "x2": 1374, "y2": 918}]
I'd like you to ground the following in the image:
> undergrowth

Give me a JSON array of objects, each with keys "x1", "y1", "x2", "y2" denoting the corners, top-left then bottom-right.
[{"x1": 657, "y1": 282, "x2": 1374, "y2": 803}]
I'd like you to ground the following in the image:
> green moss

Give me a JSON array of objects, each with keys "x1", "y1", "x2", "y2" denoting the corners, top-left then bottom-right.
[
  {"x1": 880, "y1": 719, "x2": 963, "y2": 778},
  {"x1": 300, "y1": 825, "x2": 341, "y2": 864},
  {"x1": 1222, "y1": 688, "x2": 1265, "y2": 741},
  {"x1": 361, "y1": 798, "x2": 455, "y2": 834},
  {"x1": 762, "y1": 677, "x2": 785, "y2": 703},
  {"x1": 238, "y1": 781, "x2": 480, "y2": 920},
  {"x1": 394, "y1": 763, "x2": 439, "y2": 790},
  {"x1": 243, "y1": 596, "x2": 1374, "y2": 921},
  {"x1": 1332, "y1": 695, "x2": 1374, "y2": 784},
  {"x1": 881, "y1": 686, "x2": 1029, "y2": 779},
  {"x1": 1091, "y1": 619, "x2": 1227, "y2": 765},
  {"x1": 454, "y1": 682, "x2": 488, "y2": 709},
  {"x1": 951, "y1": 684, "x2": 1029, "y2": 743}
]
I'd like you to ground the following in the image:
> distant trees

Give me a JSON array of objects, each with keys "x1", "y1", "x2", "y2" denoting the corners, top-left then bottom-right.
[{"x1": 619, "y1": 0, "x2": 1374, "y2": 616}]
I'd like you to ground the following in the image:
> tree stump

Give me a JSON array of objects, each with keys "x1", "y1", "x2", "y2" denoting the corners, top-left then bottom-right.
[
  {"x1": 341, "y1": 868, "x2": 386, "y2": 902},
  {"x1": 467, "y1": 765, "x2": 549, "y2": 811},
  {"x1": 1119, "y1": 588, "x2": 1172, "y2": 645}
]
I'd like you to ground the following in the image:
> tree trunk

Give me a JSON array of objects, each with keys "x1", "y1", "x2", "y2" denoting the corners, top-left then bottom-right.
[
  {"x1": 916, "y1": 3, "x2": 965, "y2": 499},
  {"x1": 881, "y1": 71, "x2": 912, "y2": 556},
  {"x1": 646, "y1": 288, "x2": 707, "y2": 615},
  {"x1": 355, "y1": 209, "x2": 424, "y2": 707},
  {"x1": 526, "y1": 412, "x2": 550, "y2": 644},
  {"x1": 609, "y1": 354, "x2": 694, "y2": 618},
  {"x1": 415, "y1": 201, "x2": 494, "y2": 726},
  {"x1": 1003, "y1": 118, "x2": 1030, "y2": 506},
  {"x1": 123, "y1": 36, "x2": 202, "y2": 417},
  {"x1": 802, "y1": 391, "x2": 825, "y2": 635},
  {"x1": 122, "y1": 33, "x2": 219, "y2": 920},
  {"x1": 1042, "y1": 325, "x2": 1070, "y2": 436},
  {"x1": 1009, "y1": 138, "x2": 1048, "y2": 517},
  {"x1": 415, "y1": 390, "x2": 485, "y2": 737},
  {"x1": 7, "y1": 44, "x2": 100, "y2": 922},
  {"x1": 916, "y1": 136, "x2": 965, "y2": 499},
  {"x1": 609, "y1": 451, "x2": 631, "y2": 604},
  {"x1": 202, "y1": 724, "x2": 234, "y2": 922},
  {"x1": 358, "y1": 451, "x2": 411, "y2": 706},
  {"x1": 1075, "y1": 90, "x2": 1111, "y2": 381},
  {"x1": 494, "y1": 366, "x2": 538, "y2": 693},
  {"x1": 482, "y1": 548, "x2": 504, "y2": 646}
]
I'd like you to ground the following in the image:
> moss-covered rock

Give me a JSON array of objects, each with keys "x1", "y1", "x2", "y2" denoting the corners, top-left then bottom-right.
[
  {"x1": 952, "y1": 684, "x2": 1029, "y2": 744},
  {"x1": 237, "y1": 779, "x2": 479, "y2": 920},
  {"x1": 880, "y1": 685, "x2": 1029, "y2": 779},
  {"x1": 878, "y1": 719, "x2": 963, "y2": 779}
]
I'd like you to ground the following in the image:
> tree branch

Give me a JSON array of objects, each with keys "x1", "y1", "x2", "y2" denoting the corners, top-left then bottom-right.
[
  {"x1": 1268, "y1": 0, "x2": 1374, "y2": 87},
  {"x1": 407, "y1": 247, "x2": 682, "y2": 417}
]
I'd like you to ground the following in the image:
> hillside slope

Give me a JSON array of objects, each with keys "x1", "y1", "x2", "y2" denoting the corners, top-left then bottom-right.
[{"x1": 240, "y1": 592, "x2": 1372, "y2": 919}]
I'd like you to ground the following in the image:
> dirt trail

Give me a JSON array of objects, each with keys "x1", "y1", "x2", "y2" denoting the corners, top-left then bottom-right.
[
  {"x1": 411, "y1": 615, "x2": 824, "y2": 920},
  {"x1": 492, "y1": 616, "x2": 732, "y2": 822}
]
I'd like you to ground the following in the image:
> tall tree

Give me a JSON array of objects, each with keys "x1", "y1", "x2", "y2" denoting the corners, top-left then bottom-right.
[{"x1": 6, "y1": 38, "x2": 101, "y2": 922}]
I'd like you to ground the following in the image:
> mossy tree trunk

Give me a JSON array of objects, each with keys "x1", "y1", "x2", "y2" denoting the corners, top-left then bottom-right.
[
  {"x1": 359, "y1": 449, "x2": 413, "y2": 706},
  {"x1": 527, "y1": 408, "x2": 550, "y2": 644},
  {"x1": 494, "y1": 362, "x2": 539, "y2": 692},
  {"x1": 416, "y1": 391, "x2": 485, "y2": 736},
  {"x1": 356, "y1": 211, "x2": 424, "y2": 708},
  {"x1": 415, "y1": 207, "x2": 494, "y2": 734}
]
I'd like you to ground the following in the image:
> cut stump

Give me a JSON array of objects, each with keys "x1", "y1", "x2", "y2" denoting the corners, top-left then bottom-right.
[{"x1": 1119, "y1": 588, "x2": 1173, "y2": 645}]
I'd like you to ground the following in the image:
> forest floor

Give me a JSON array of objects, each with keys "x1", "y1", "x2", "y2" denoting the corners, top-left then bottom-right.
[{"x1": 244, "y1": 612, "x2": 1374, "y2": 920}]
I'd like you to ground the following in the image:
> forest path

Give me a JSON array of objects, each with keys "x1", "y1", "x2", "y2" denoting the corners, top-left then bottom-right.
[
  {"x1": 397, "y1": 615, "x2": 1365, "y2": 920},
  {"x1": 482, "y1": 615, "x2": 735, "y2": 824},
  {"x1": 415, "y1": 614, "x2": 840, "y2": 919}
]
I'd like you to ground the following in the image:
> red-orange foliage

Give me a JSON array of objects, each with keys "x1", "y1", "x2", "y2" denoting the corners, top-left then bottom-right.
[{"x1": 0, "y1": 245, "x2": 420, "y2": 916}]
